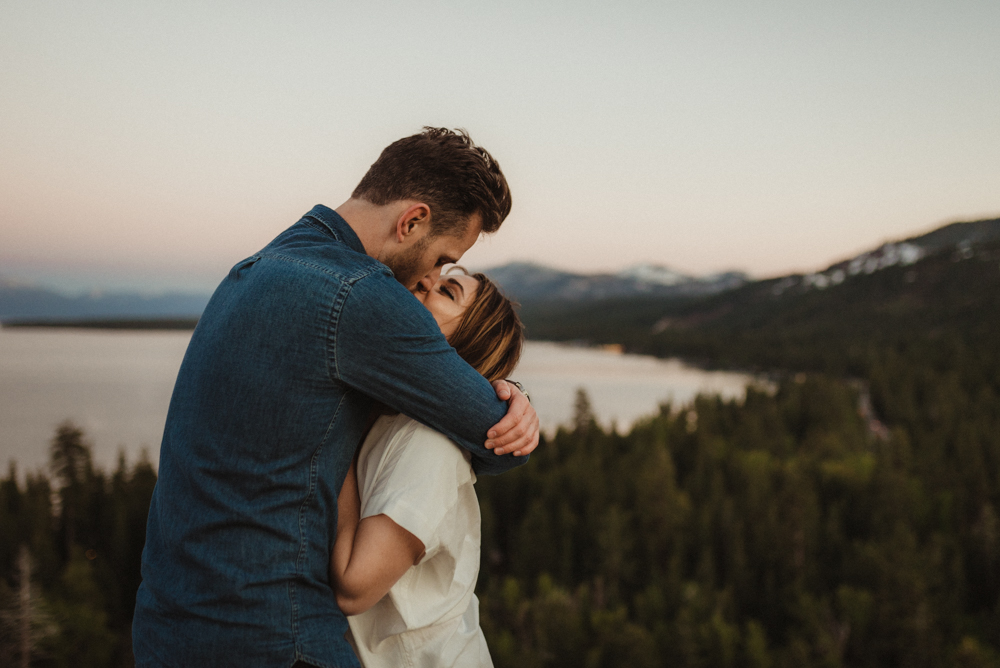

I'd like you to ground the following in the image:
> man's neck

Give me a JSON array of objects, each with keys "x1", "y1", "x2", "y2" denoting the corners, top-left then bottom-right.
[{"x1": 334, "y1": 198, "x2": 389, "y2": 258}]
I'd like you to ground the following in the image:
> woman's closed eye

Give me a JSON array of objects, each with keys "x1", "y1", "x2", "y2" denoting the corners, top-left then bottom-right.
[{"x1": 439, "y1": 285, "x2": 455, "y2": 300}]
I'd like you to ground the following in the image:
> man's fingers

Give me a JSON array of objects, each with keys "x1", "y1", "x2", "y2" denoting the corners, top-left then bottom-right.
[
  {"x1": 487, "y1": 392, "x2": 539, "y2": 456},
  {"x1": 486, "y1": 407, "x2": 528, "y2": 448},
  {"x1": 485, "y1": 411, "x2": 521, "y2": 443},
  {"x1": 511, "y1": 431, "x2": 540, "y2": 457},
  {"x1": 515, "y1": 412, "x2": 541, "y2": 456},
  {"x1": 507, "y1": 413, "x2": 541, "y2": 456},
  {"x1": 492, "y1": 379, "x2": 512, "y2": 401},
  {"x1": 499, "y1": 422, "x2": 539, "y2": 457},
  {"x1": 486, "y1": 387, "x2": 528, "y2": 442}
]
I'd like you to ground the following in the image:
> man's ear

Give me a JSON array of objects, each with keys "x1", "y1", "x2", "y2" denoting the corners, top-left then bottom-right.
[{"x1": 395, "y1": 203, "x2": 432, "y2": 243}]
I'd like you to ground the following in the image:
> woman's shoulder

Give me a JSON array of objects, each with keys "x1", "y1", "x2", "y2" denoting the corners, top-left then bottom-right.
[
  {"x1": 386, "y1": 415, "x2": 468, "y2": 452},
  {"x1": 355, "y1": 416, "x2": 476, "y2": 540},
  {"x1": 367, "y1": 415, "x2": 474, "y2": 480}
]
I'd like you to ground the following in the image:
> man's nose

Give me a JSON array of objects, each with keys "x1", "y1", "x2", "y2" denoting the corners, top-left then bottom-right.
[{"x1": 415, "y1": 272, "x2": 438, "y2": 294}]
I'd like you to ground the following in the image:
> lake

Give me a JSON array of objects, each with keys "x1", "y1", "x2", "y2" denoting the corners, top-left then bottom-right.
[{"x1": 0, "y1": 329, "x2": 754, "y2": 475}]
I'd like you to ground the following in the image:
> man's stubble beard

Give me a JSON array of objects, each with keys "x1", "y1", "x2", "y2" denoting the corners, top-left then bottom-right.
[{"x1": 382, "y1": 234, "x2": 433, "y2": 290}]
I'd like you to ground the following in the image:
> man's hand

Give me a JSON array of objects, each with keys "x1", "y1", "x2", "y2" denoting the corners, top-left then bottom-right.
[{"x1": 487, "y1": 380, "x2": 540, "y2": 457}]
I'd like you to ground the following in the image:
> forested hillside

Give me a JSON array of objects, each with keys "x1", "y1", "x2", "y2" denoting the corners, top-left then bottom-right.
[
  {"x1": 0, "y1": 424, "x2": 155, "y2": 667},
  {"x1": 475, "y1": 374, "x2": 1000, "y2": 667},
  {"x1": 472, "y1": 235, "x2": 1000, "y2": 666}
]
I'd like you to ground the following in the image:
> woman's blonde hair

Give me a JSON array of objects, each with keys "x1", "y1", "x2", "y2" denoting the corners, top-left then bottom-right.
[{"x1": 447, "y1": 268, "x2": 524, "y2": 383}]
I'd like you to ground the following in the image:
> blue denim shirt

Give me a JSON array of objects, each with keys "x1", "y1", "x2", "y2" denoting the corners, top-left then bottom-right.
[{"x1": 133, "y1": 205, "x2": 526, "y2": 667}]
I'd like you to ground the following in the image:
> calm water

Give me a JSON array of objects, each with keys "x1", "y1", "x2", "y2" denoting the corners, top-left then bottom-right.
[{"x1": 0, "y1": 329, "x2": 753, "y2": 474}]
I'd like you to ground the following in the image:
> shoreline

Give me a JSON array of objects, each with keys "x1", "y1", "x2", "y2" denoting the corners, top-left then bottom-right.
[{"x1": 1, "y1": 317, "x2": 200, "y2": 330}]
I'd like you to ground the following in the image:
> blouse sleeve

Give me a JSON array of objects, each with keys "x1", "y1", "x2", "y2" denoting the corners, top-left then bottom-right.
[{"x1": 358, "y1": 418, "x2": 473, "y2": 560}]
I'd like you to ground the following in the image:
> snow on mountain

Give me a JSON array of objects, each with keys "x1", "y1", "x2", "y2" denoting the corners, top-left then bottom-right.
[
  {"x1": 616, "y1": 264, "x2": 692, "y2": 286},
  {"x1": 483, "y1": 262, "x2": 747, "y2": 301},
  {"x1": 772, "y1": 217, "x2": 1000, "y2": 296}
]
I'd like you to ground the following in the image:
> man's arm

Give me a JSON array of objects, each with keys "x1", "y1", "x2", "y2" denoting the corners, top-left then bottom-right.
[{"x1": 333, "y1": 273, "x2": 535, "y2": 475}]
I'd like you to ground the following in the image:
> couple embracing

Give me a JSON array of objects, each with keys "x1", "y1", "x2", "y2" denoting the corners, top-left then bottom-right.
[{"x1": 133, "y1": 128, "x2": 540, "y2": 668}]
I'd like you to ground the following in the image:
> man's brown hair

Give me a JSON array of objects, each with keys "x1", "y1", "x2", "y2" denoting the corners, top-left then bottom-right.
[
  {"x1": 352, "y1": 127, "x2": 512, "y2": 237},
  {"x1": 447, "y1": 269, "x2": 524, "y2": 384}
]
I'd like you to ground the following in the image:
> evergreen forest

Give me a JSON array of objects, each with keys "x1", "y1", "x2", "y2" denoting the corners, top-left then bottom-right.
[
  {"x1": 0, "y1": 423, "x2": 155, "y2": 667},
  {"x1": 473, "y1": 236, "x2": 1000, "y2": 667},
  {"x1": 1, "y1": 233, "x2": 998, "y2": 666}
]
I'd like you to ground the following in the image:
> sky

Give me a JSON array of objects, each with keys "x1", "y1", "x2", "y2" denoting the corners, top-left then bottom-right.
[{"x1": 2, "y1": 0, "x2": 999, "y2": 293}]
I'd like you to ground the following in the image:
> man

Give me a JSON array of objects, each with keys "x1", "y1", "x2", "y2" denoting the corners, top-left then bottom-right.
[{"x1": 133, "y1": 128, "x2": 539, "y2": 668}]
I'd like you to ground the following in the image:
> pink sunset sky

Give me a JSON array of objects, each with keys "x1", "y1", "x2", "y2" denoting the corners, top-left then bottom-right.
[{"x1": 2, "y1": 0, "x2": 999, "y2": 293}]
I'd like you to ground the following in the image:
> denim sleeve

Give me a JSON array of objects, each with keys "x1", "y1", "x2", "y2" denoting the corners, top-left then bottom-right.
[{"x1": 332, "y1": 272, "x2": 528, "y2": 476}]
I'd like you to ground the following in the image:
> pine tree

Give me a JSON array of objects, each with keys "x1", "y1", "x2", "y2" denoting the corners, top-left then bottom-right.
[{"x1": 49, "y1": 421, "x2": 93, "y2": 555}]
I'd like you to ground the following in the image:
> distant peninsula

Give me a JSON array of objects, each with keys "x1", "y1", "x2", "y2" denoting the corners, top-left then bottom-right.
[{"x1": 1, "y1": 318, "x2": 199, "y2": 330}]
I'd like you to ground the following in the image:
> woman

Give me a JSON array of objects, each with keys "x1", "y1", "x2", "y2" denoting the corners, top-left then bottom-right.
[{"x1": 331, "y1": 268, "x2": 524, "y2": 668}]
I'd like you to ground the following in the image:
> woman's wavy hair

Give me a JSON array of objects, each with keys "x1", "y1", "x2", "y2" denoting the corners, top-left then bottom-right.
[{"x1": 446, "y1": 268, "x2": 524, "y2": 384}]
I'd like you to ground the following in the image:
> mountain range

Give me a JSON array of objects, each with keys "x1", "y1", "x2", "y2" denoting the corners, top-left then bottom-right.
[
  {"x1": 482, "y1": 262, "x2": 748, "y2": 302},
  {"x1": 484, "y1": 215, "x2": 1000, "y2": 305},
  {"x1": 772, "y1": 216, "x2": 1000, "y2": 296},
  {"x1": 0, "y1": 281, "x2": 211, "y2": 322},
  {"x1": 517, "y1": 215, "x2": 1000, "y2": 371},
  {"x1": 0, "y1": 263, "x2": 748, "y2": 323},
  {"x1": 2, "y1": 216, "x2": 998, "y2": 325},
  {"x1": 495, "y1": 216, "x2": 1000, "y2": 305}
]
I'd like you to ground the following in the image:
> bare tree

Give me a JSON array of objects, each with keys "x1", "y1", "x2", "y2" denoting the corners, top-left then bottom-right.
[
  {"x1": 0, "y1": 546, "x2": 53, "y2": 667},
  {"x1": 17, "y1": 546, "x2": 30, "y2": 668}
]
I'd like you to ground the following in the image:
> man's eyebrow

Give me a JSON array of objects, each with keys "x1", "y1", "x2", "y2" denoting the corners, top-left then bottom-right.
[{"x1": 445, "y1": 277, "x2": 466, "y2": 296}]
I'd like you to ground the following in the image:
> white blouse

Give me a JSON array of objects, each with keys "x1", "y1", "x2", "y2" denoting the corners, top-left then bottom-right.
[{"x1": 346, "y1": 414, "x2": 493, "y2": 668}]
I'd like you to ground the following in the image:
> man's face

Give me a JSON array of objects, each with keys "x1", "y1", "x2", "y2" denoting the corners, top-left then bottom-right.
[{"x1": 384, "y1": 215, "x2": 482, "y2": 291}]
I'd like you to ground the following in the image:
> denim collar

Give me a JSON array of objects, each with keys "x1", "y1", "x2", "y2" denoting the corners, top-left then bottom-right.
[{"x1": 303, "y1": 204, "x2": 367, "y2": 255}]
